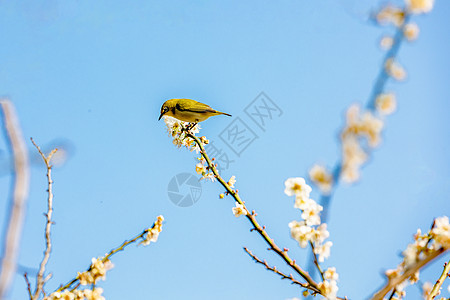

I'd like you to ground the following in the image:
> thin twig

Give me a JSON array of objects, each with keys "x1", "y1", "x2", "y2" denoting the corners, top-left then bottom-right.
[
  {"x1": 69, "y1": 282, "x2": 81, "y2": 293},
  {"x1": 429, "y1": 259, "x2": 450, "y2": 299},
  {"x1": 371, "y1": 247, "x2": 448, "y2": 300},
  {"x1": 387, "y1": 288, "x2": 397, "y2": 300},
  {"x1": 244, "y1": 247, "x2": 347, "y2": 300},
  {"x1": 103, "y1": 229, "x2": 150, "y2": 261},
  {"x1": 42, "y1": 273, "x2": 52, "y2": 299},
  {"x1": 309, "y1": 241, "x2": 325, "y2": 282},
  {"x1": 243, "y1": 247, "x2": 307, "y2": 287},
  {"x1": 0, "y1": 100, "x2": 30, "y2": 299},
  {"x1": 56, "y1": 221, "x2": 160, "y2": 293},
  {"x1": 24, "y1": 273, "x2": 32, "y2": 300},
  {"x1": 30, "y1": 138, "x2": 57, "y2": 300},
  {"x1": 186, "y1": 131, "x2": 321, "y2": 295}
]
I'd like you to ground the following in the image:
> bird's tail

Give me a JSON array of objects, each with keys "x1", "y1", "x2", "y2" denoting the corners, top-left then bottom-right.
[{"x1": 218, "y1": 111, "x2": 232, "y2": 117}]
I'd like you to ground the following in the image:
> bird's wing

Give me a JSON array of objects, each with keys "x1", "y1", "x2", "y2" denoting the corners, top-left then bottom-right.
[{"x1": 176, "y1": 99, "x2": 217, "y2": 113}]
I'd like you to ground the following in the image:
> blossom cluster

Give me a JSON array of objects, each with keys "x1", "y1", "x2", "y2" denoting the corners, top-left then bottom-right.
[
  {"x1": 376, "y1": 0, "x2": 433, "y2": 73},
  {"x1": 195, "y1": 156, "x2": 216, "y2": 182},
  {"x1": 404, "y1": 23, "x2": 419, "y2": 41},
  {"x1": 44, "y1": 257, "x2": 112, "y2": 300},
  {"x1": 431, "y1": 216, "x2": 450, "y2": 249},
  {"x1": 163, "y1": 116, "x2": 201, "y2": 152},
  {"x1": 166, "y1": 116, "x2": 244, "y2": 216},
  {"x1": 44, "y1": 216, "x2": 165, "y2": 300},
  {"x1": 285, "y1": 177, "x2": 338, "y2": 299},
  {"x1": 406, "y1": 0, "x2": 434, "y2": 14},
  {"x1": 141, "y1": 215, "x2": 165, "y2": 246},
  {"x1": 45, "y1": 288, "x2": 105, "y2": 300},
  {"x1": 76, "y1": 257, "x2": 114, "y2": 286},
  {"x1": 337, "y1": 0, "x2": 434, "y2": 185},
  {"x1": 384, "y1": 216, "x2": 450, "y2": 298},
  {"x1": 318, "y1": 267, "x2": 339, "y2": 300},
  {"x1": 163, "y1": 116, "x2": 215, "y2": 181},
  {"x1": 232, "y1": 202, "x2": 247, "y2": 217},
  {"x1": 340, "y1": 104, "x2": 383, "y2": 183},
  {"x1": 376, "y1": 5, "x2": 405, "y2": 27},
  {"x1": 375, "y1": 93, "x2": 397, "y2": 116},
  {"x1": 308, "y1": 164, "x2": 333, "y2": 195},
  {"x1": 385, "y1": 58, "x2": 407, "y2": 81},
  {"x1": 376, "y1": 0, "x2": 433, "y2": 28}
]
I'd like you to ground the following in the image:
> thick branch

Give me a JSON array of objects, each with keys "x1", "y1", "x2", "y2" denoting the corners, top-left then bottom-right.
[
  {"x1": 0, "y1": 100, "x2": 30, "y2": 299},
  {"x1": 371, "y1": 247, "x2": 448, "y2": 300}
]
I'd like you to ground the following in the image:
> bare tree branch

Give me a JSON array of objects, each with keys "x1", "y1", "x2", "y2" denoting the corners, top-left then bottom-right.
[{"x1": 30, "y1": 138, "x2": 57, "y2": 300}]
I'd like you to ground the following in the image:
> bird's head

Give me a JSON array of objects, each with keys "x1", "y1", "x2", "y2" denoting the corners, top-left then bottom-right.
[{"x1": 158, "y1": 100, "x2": 175, "y2": 120}]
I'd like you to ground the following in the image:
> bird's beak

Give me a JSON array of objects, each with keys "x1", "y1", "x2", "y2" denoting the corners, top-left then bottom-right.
[{"x1": 158, "y1": 113, "x2": 164, "y2": 121}]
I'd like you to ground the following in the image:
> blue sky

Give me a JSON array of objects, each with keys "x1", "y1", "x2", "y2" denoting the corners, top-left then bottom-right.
[{"x1": 0, "y1": 0, "x2": 449, "y2": 299}]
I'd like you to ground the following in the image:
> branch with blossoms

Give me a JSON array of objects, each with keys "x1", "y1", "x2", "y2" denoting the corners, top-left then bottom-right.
[
  {"x1": 307, "y1": 0, "x2": 431, "y2": 221},
  {"x1": 371, "y1": 217, "x2": 449, "y2": 300},
  {"x1": 16, "y1": 138, "x2": 166, "y2": 300},
  {"x1": 305, "y1": 0, "x2": 436, "y2": 281},
  {"x1": 163, "y1": 117, "x2": 347, "y2": 299},
  {"x1": 45, "y1": 216, "x2": 164, "y2": 300},
  {"x1": 428, "y1": 258, "x2": 450, "y2": 299},
  {"x1": 284, "y1": 177, "x2": 338, "y2": 298}
]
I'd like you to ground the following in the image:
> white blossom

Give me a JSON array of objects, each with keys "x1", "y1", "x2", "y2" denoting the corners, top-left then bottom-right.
[
  {"x1": 289, "y1": 221, "x2": 313, "y2": 248},
  {"x1": 315, "y1": 241, "x2": 332, "y2": 262},
  {"x1": 284, "y1": 177, "x2": 312, "y2": 199},
  {"x1": 432, "y1": 216, "x2": 450, "y2": 248},
  {"x1": 232, "y1": 203, "x2": 247, "y2": 217}
]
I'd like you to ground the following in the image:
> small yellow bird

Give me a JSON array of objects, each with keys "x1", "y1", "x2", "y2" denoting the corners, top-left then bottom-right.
[{"x1": 158, "y1": 99, "x2": 232, "y2": 123}]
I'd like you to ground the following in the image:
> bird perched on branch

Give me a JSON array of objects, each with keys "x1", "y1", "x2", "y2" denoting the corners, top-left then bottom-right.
[{"x1": 158, "y1": 99, "x2": 231, "y2": 123}]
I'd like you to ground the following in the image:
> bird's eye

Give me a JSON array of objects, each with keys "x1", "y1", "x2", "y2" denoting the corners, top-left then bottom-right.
[{"x1": 164, "y1": 107, "x2": 169, "y2": 112}]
